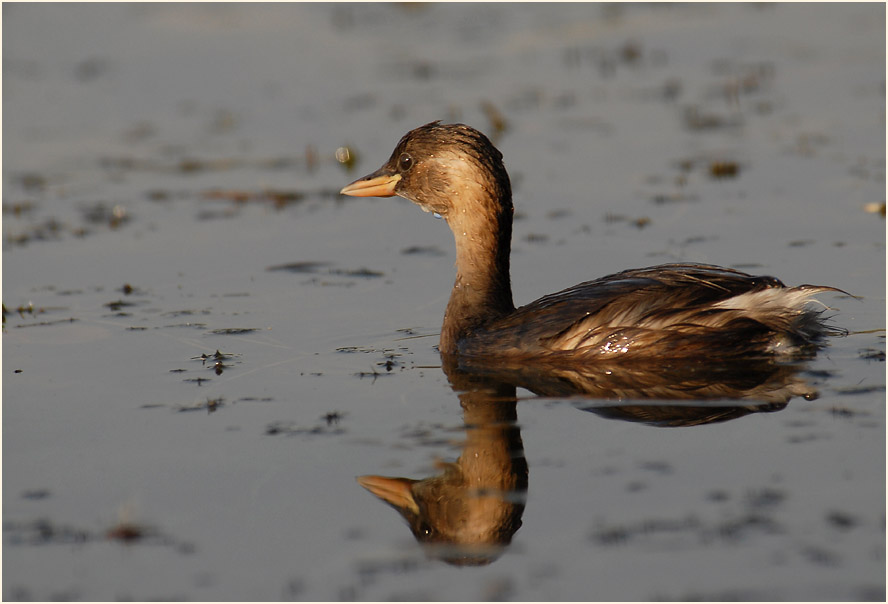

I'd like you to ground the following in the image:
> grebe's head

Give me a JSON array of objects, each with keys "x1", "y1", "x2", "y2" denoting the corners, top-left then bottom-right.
[{"x1": 340, "y1": 121, "x2": 511, "y2": 219}]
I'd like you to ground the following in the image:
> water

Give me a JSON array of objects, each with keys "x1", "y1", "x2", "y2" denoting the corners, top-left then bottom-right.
[{"x1": 3, "y1": 4, "x2": 884, "y2": 600}]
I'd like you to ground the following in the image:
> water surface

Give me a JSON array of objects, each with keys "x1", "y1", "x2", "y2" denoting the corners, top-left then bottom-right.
[{"x1": 3, "y1": 4, "x2": 885, "y2": 600}]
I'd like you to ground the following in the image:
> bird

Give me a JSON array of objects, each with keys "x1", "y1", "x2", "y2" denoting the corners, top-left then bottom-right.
[{"x1": 340, "y1": 121, "x2": 844, "y2": 361}]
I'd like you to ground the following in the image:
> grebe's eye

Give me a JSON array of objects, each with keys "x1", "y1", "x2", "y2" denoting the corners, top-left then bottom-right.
[{"x1": 398, "y1": 152, "x2": 414, "y2": 171}]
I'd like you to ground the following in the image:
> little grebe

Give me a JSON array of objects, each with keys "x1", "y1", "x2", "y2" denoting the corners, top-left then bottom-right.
[{"x1": 341, "y1": 121, "x2": 842, "y2": 360}]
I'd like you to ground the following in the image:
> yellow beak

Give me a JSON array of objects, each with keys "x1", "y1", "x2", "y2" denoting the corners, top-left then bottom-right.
[
  {"x1": 340, "y1": 173, "x2": 402, "y2": 198},
  {"x1": 356, "y1": 474, "x2": 420, "y2": 515}
]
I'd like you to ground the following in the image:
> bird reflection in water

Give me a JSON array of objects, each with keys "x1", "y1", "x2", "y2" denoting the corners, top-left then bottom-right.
[{"x1": 358, "y1": 353, "x2": 826, "y2": 566}]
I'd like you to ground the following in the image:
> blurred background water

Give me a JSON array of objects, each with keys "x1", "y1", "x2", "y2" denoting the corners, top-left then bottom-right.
[{"x1": 3, "y1": 3, "x2": 885, "y2": 600}]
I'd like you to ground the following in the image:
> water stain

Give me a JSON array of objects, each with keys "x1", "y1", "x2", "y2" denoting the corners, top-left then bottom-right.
[
  {"x1": 401, "y1": 245, "x2": 445, "y2": 256},
  {"x1": 265, "y1": 419, "x2": 347, "y2": 437},
  {"x1": 193, "y1": 349, "x2": 241, "y2": 375},
  {"x1": 267, "y1": 262, "x2": 384, "y2": 280},
  {"x1": 176, "y1": 397, "x2": 225, "y2": 414},
  {"x1": 208, "y1": 328, "x2": 260, "y2": 335}
]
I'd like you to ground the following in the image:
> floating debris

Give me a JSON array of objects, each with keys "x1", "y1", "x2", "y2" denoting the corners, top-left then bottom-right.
[
  {"x1": 266, "y1": 261, "x2": 331, "y2": 274},
  {"x1": 603, "y1": 213, "x2": 651, "y2": 229},
  {"x1": 828, "y1": 406, "x2": 866, "y2": 418},
  {"x1": 523, "y1": 232, "x2": 548, "y2": 244},
  {"x1": 480, "y1": 99, "x2": 508, "y2": 138},
  {"x1": 322, "y1": 411, "x2": 344, "y2": 426},
  {"x1": 235, "y1": 396, "x2": 274, "y2": 404},
  {"x1": 708, "y1": 59, "x2": 775, "y2": 105},
  {"x1": 858, "y1": 348, "x2": 885, "y2": 362},
  {"x1": 192, "y1": 349, "x2": 241, "y2": 375},
  {"x1": 2, "y1": 200, "x2": 37, "y2": 216},
  {"x1": 354, "y1": 367, "x2": 391, "y2": 381},
  {"x1": 4, "y1": 516, "x2": 192, "y2": 553},
  {"x1": 176, "y1": 397, "x2": 225, "y2": 414},
  {"x1": 590, "y1": 514, "x2": 702, "y2": 546},
  {"x1": 15, "y1": 172, "x2": 47, "y2": 193},
  {"x1": 5, "y1": 217, "x2": 67, "y2": 246},
  {"x1": 5, "y1": 518, "x2": 91, "y2": 546},
  {"x1": 21, "y1": 489, "x2": 50, "y2": 500},
  {"x1": 202, "y1": 188, "x2": 306, "y2": 209},
  {"x1": 265, "y1": 420, "x2": 346, "y2": 437},
  {"x1": 335, "y1": 145, "x2": 358, "y2": 171},
  {"x1": 208, "y1": 327, "x2": 260, "y2": 335},
  {"x1": 106, "y1": 502, "x2": 194, "y2": 552},
  {"x1": 106, "y1": 522, "x2": 152, "y2": 543},
  {"x1": 194, "y1": 349, "x2": 233, "y2": 363},
  {"x1": 81, "y1": 202, "x2": 129, "y2": 229},
  {"x1": 832, "y1": 384, "x2": 885, "y2": 396},
  {"x1": 74, "y1": 56, "x2": 110, "y2": 82},
  {"x1": 825, "y1": 510, "x2": 859, "y2": 531},
  {"x1": 562, "y1": 40, "x2": 667, "y2": 77},
  {"x1": 330, "y1": 267, "x2": 384, "y2": 278},
  {"x1": 104, "y1": 299, "x2": 140, "y2": 311},
  {"x1": 14, "y1": 317, "x2": 78, "y2": 329},
  {"x1": 650, "y1": 193, "x2": 699, "y2": 204},
  {"x1": 708, "y1": 161, "x2": 740, "y2": 179},
  {"x1": 682, "y1": 105, "x2": 743, "y2": 131},
  {"x1": 863, "y1": 202, "x2": 886, "y2": 217},
  {"x1": 267, "y1": 262, "x2": 383, "y2": 279},
  {"x1": 101, "y1": 151, "x2": 322, "y2": 175},
  {"x1": 401, "y1": 245, "x2": 445, "y2": 256}
]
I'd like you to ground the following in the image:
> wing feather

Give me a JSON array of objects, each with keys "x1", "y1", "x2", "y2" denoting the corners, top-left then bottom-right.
[{"x1": 458, "y1": 263, "x2": 841, "y2": 359}]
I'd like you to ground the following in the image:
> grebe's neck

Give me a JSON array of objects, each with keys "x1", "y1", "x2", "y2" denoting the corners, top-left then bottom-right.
[{"x1": 440, "y1": 183, "x2": 515, "y2": 354}]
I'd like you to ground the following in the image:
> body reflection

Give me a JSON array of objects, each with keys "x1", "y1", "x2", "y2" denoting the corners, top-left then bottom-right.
[
  {"x1": 358, "y1": 354, "x2": 824, "y2": 565},
  {"x1": 453, "y1": 354, "x2": 819, "y2": 427}
]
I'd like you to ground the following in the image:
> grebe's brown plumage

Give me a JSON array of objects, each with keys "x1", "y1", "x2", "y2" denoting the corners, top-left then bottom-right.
[{"x1": 341, "y1": 121, "x2": 843, "y2": 360}]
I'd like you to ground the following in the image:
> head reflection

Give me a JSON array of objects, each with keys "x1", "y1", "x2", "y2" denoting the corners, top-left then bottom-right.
[{"x1": 359, "y1": 362, "x2": 527, "y2": 566}]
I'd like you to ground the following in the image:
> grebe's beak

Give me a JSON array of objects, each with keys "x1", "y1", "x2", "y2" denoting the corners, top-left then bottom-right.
[
  {"x1": 356, "y1": 475, "x2": 420, "y2": 515},
  {"x1": 340, "y1": 170, "x2": 401, "y2": 198}
]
